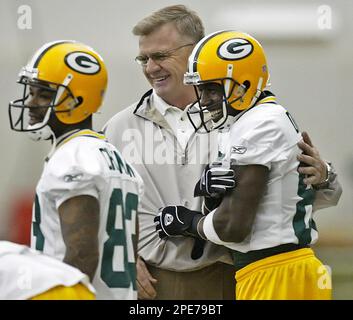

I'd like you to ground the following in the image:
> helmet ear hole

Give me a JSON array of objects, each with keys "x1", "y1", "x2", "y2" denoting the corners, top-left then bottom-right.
[
  {"x1": 243, "y1": 81, "x2": 251, "y2": 90},
  {"x1": 76, "y1": 96, "x2": 83, "y2": 106},
  {"x1": 75, "y1": 96, "x2": 83, "y2": 108}
]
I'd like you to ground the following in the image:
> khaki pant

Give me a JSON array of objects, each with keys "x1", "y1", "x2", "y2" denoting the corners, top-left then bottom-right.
[{"x1": 147, "y1": 262, "x2": 236, "y2": 300}]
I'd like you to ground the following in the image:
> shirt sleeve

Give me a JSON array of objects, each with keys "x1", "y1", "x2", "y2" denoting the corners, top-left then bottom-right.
[{"x1": 313, "y1": 163, "x2": 343, "y2": 212}]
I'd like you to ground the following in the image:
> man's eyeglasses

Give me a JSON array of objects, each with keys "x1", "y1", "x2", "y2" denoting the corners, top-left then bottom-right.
[{"x1": 135, "y1": 43, "x2": 194, "y2": 66}]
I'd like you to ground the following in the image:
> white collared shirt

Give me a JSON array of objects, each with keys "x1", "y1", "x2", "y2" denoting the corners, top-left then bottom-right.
[{"x1": 152, "y1": 91, "x2": 195, "y2": 150}]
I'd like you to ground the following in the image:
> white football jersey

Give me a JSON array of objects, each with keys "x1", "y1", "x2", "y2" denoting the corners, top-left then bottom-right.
[
  {"x1": 218, "y1": 100, "x2": 318, "y2": 253},
  {"x1": 30, "y1": 129, "x2": 143, "y2": 300},
  {"x1": 0, "y1": 241, "x2": 95, "y2": 300}
]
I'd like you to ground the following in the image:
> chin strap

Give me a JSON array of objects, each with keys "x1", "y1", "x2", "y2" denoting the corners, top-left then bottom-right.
[
  {"x1": 46, "y1": 133, "x2": 57, "y2": 161},
  {"x1": 26, "y1": 125, "x2": 53, "y2": 142},
  {"x1": 224, "y1": 64, "x2": 234, "y2": 97},
  {"x1": 249, "y1": 77, "x2": 264, "y2": 108},
  {"x1": 26, "y1": 107, "x2": 54, "y2": 141},
  {"x1": 208, "y1": 64, "x2": 233, "y2": 131},
  {"x1": 54, "y1": 73, "x2": 74, "y2": 106}
]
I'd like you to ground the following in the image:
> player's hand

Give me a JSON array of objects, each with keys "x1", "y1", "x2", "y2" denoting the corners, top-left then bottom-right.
[
  {"x1": 154, "y1": 206, "x2": 203, "y2": 239},
  {"x1": 194, "y1": 162, "x2": 235, "y2": 198},
  {"x1": 297, "y1": 131, "x2": 327, "y2": 185},
  {"x1": 136, "y1": 256, "x2": 157, "y2": 300}
]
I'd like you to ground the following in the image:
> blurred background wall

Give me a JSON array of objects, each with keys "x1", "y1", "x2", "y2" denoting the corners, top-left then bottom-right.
[{"x1": 0, "y1": 0, "x2": 352, "y2": 298}]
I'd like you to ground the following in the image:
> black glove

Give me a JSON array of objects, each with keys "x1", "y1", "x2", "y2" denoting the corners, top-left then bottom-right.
[
  {"x1": 194, "y1": 162, "x2": 235, "y2": 198},
  {"x1": 154, "y1": 206, "x2": 204, "y2": 239}
]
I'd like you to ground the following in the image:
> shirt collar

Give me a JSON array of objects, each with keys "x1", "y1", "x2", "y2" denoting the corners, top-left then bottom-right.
[
  {"x1": 56, "y1": 129, "x2": 106, "y2": 148},
  {"x1": 45, "y1": 129, "x2": 106, "y2": 162},
  {"x1": 152, "y1": 90, "x2": 176, "y2": 116},
  {"x1": 152, "y1": 90, "x2": 192, "y2": 119}
]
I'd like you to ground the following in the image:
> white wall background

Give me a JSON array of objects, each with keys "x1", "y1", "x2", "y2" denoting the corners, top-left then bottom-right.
[{"x1": 0, "y1": 0, "x2": 352, "y2": 245}]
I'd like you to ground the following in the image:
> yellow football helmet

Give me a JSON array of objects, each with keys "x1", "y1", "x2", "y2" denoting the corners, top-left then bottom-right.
[
  {"x1": 184, "y1": 30, "x2": 269, "y2": 132},
  {"x1": 9, "y1": 40, "x2": 107, "y2": 140}
]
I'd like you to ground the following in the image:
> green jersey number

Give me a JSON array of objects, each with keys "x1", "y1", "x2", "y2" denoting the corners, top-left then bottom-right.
[
  {"x1": 32, "y1": 194, "x2": 45, "y2": 251},
  {"x1": 293, "y1": 173, "x2": 317, "y2": 244},
  {"x1": 101, "y1": 188, "x2": 138, "y2": 289}
]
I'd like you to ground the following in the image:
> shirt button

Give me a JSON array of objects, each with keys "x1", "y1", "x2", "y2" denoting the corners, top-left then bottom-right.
[{"x1": 183, "y1": 200, "x2": 190, "y2": 207}]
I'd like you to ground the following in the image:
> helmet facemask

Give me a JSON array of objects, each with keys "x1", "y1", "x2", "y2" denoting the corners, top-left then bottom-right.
[
  {"x1": 9, "y1": 74, "x2": 79, "y2": 141},
  {"x1": 186, "y1": 76, "x2": 247, "y2": 133}
]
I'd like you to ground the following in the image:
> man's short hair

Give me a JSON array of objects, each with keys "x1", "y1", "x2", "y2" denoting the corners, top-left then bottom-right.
[{"x1": 132, "y1": 5, "x2": 205, "y2": 43}]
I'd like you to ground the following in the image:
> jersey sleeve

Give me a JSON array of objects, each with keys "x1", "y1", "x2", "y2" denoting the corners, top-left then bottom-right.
[
  {"x1": 229, "y1": 108, "x2": 301, "y2": 169},
  {"x1": 44, "y1": 142, "x2": 103, "y2": 209}
]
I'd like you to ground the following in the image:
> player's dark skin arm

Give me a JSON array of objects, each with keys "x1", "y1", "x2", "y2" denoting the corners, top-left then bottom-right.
[
  {"x1": 199, "y1": 164, "x2": 269, "y2": 242},
  {"x1": 59, "y1": 195, "x2": 100, "y2": 282}
]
